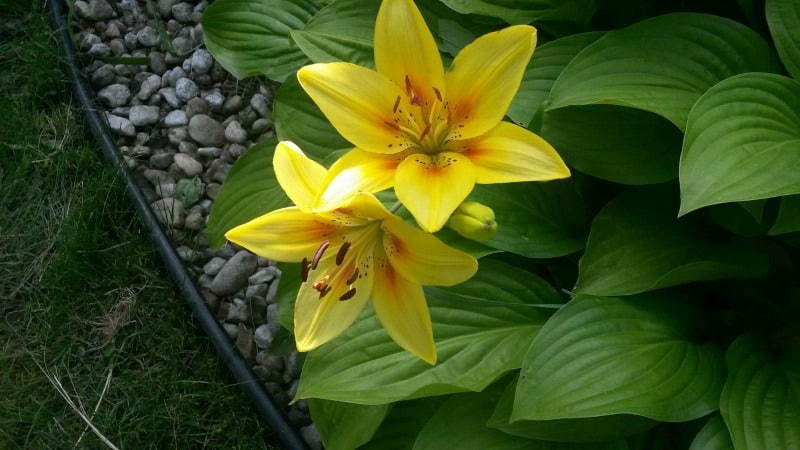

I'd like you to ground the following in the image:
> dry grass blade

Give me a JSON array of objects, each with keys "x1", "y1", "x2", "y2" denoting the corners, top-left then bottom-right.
[{"x1": 36, "y1": 362, "x2": 119, "y2": 450}]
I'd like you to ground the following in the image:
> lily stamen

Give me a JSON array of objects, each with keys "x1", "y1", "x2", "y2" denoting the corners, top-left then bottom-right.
[
  {"x1": 311, "y1": 240, "x2": 330, "y2": 270},
  {"x1": 338, "y1": 288, "x2": 357, "y2": 301},
  {"x1": 336, "y1": 241, "x2": 351, "y2": 266},
  {"x1": 300, "y1": 257, "x2": 310, "y2": 282}
]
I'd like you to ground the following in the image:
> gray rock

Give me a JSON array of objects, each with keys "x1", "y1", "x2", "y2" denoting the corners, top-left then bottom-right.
[
  {"x1": 175, "y1": 78, "x2": 199, "y2": 102},
  {"x1": 300, "y1": 425, "x2": 323, "y2": 450},
  {"x1": 185, "y1": 97, "x2": 208, "y2": 117},
  {"x1": 203, "y1": 257, "x2": 227, "y2": 276},
  {"x1": 228, "y1": 143, "x2": 247, "y2": 159},
  {"x1": 235, "y1": 324, "x2": 255, "y2": 364},
  {"x1": 149, "y1": 151, "x2": 173, "y2": 169},
  {"x1": 151, "y1": 198, "x2": 186, "y2": 227},
  {"x1": 184, "y1": 211, "x2": 205, "y2": 231},
  {"x1": 91, "y1": 64, "x2": 115, "y2": 88},
  {"x1": 223, "y1": 322, "x2": 238, "y2": 339},
  {"x1": 204, "y1": 159, "x2": 231, "y2": 183},
  {"x1": 178, "y1": 141, "x2": 197, "y2": 154},
  {"x1": 177, "y1": 245, "x2": 201, "y2": 263},
  {"x1": 165, "y1": 67, "x2": 187, "y2": 87},
  {"x1": 171, "y1": 2, "x2": 195, "y2": 23},
  {"x1": 251, "y1": 118, "x2": 274, "y2": 135},
  {"x1": 158, "y1": 87, "x2": 181, "y2": 108},
  {"x1": 266, "y1": 303, "x2": 281, "y2": 335},
  {"x1": 148, "y1": 51, "x2": 167, "y2": 75},
  {"x1": 190, "y1": 49, "x2": 214, "y2": 74},
  {"x1": 157, "y1": 0, "x2": 176, "y2": 17},
  {"x1": 143, "y1": 169, "x2": 174, "y2": 186},
  {"x1": 202, "y1": 90, "x2": 225, "y2": 112},
  {"x1": 74, "y1": 0, "x2": 114, "y2": 20},
  {"x1": 173, "y1": 153, "x2": 203, "y2": 177},
  {"x1": 98, "y1": 84, "x2": 130, "y2": 107},
  {"x1": 197, "y1": 146, "x2": 221, "y2": 158},
  {"x1": 162, "y1": 109, "x2": 188, "y2": 127},
  {"x1": 224, "y1": 120, "x2": 248, "y2": 144},
  {"x1": 104, "y1": 21, "x2": 123, "y2": 39},
  {"x1": 249, "y1": 267, "x2": 278, "y2": 285},
  {"x1": 222, "y1": 94, "x2": 244, "y2": 115},
  {"x1": 253, "y1": 324, "x2": 273, "y2": 349},
  {"x1": 137, "y1": 26, "x2": 161, "y2": 48},
  {"x1": 108, "y1": 38, "x2": 126, "y2": 56},
  {"x1": 128, "y1": 105, "x2": 160, "y2": 126},
  {"x1": 250, "y1": 93, "x2": 270, "y2": 117},
  {"x1": 210, "y1": 251, "x2": 258, "y2": 296},
  {"x1": 123, "y1": 31, "x2": 138, "y2": 50},
  {"x1": 205, "y1": 182, "x2": 221, "y2": 199},
  {"x1": 156, "y1": 182, "x2": 176, "y2": 198},
  {"x1": 226, "y1": 298, "x2": 250, "y2": 323},
  {"x1": 105, "y1": 113, "x2": 136, "y2": 137},
  {"x1": 167, "y1": 126, "x2": 188, "y2": 146},
  {"x1": 170, "y1": 36, "x2": 193, "y2": 57},
  {"x1": 81, "y1": 33, "x2": 101, "y2": 51},
  {"x1": 188, "y1": 114, "x2": 226, "y2": 147},
  {"x1": 88, "y1": 43, "x2": 111, "y2": 57},
  {"x1": 136, "y1": 74, "x2": 162, "y2": 101},
  {"x1": 245, "y1": 283, "x2": 269, "y2": 299}
]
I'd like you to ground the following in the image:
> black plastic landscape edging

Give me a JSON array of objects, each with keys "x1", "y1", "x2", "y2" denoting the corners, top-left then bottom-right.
[{"x1": 47, "y1": 1, "x2": 310, "y2": 448}]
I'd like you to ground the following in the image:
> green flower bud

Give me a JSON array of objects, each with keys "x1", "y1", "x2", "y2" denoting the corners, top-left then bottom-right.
[{"x1": 448, "y1": 201, "x2": 497, "y2": 242}]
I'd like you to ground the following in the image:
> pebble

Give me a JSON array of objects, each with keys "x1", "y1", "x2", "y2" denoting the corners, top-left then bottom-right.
[
  {"x1": 250, "y1": 93, "x2": 270, "y2": 117},
  {"x1": 158, "y1": 87, "x2": 182, "y2": 109},
  {"x1": 235, "y1": 324, "x2": 255, "y2": 363},
  {"x1": 104, "y1": 113, "x2": 135, "y2": 137},
  {"x1": 197, "y1": 146, "x2": 221, "y2": 158},
  {"x1": 151, "y1": 198, "x2": 186, "y2": 227},
  {"x1": 149, "y1": 151, "x2": 173, "y2": 169},
  {"x1": 249, "y1": 267, "x2": 277, "y2": 285},
  {"x1": 251, "y1": 118, "x2": 273, "y2": 135},
  {"x1": 136, "y1": 74, "x2": 161, "y2": 100},
  {"x1": 203, "y1": 257, "x2": 227, "y2": 276},
  {"x1": 253, "y1": 324, "x2": 273, "y2": 349},
  {"x1": 173, "y1": 153, "x2": 203, "y2": 177},
  {"x1": 128, "y1": 105, "x2": 160, "y2": 126},
  {"x1": 188, "y1": 114, "x2": 226, "y2": 147},
  {"x1": 143, "y1": 169, "x2": 174, "y2": 186},
  {"x1": 210, "y1": 251, "x2": 258, "y2": 296},
  {"x1": 81, "y1": 33, "x2": 102, "y2": 50},
  {"x1": 184, "y1": 211, "x2": 205, "y2": 231},
  {"x1": 88, "y1": 42, "x2": 111, "y2": 57},
  {"x1": 300, "y1": 425, "x2": 323, "y2": 450},
  {"x1": 190, "y1": 49, "x2": 214, "y2": 73},
  {"x1": 137, "y1": 26, "x2": 161, "y2": 47},
  {"x1": 202, "y1": 90, "x2": 225, "y2": 112},
  {"x1": 224, "y1": 120, "x2": 247, "y2": 144},
  {"x1": 171, "y1": 2, "x2": 196, "y2": 23},
  {"x1": 175, "y1": 77, "x2": 199, "y2": 101},
  {"x1": 223, "y1": 322, "x2": 238, "y2": 340},
  {"x1": 91, "y1": 64, "x2": 115, "y2": 88},
  {"x1": 226, "y1": 298, "x2": 250, "y2": 323},
  {"x1": 98, "y1": 83, "x2": 130, "y2": 107},
  {"x1": 222, "y1": 95, "x2": 244, "y2": 115},
  {"x1": 163, "y1": 109, "x2": 188, "y2": 127},
  {"x1": 185, "y1": 97, "x2": 208, "y2": 117},
  {"x1": 74, "y1": 0, "x2": 114, "y2": 21}
]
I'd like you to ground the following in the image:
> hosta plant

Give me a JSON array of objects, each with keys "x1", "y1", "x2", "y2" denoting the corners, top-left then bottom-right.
[{"x1": 203, "y1": 0, "x2": 800, "y2": 448}]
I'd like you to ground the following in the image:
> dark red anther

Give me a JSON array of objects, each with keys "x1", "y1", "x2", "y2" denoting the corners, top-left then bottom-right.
[
  {"x1": 419, "y1": 123, "x2": 431, "y2": 142},
  {"x1": 405, "y1": 75, "x2": 413, "y2": 95},
  {"x1": 319, "y1": 285, "x2": 332, "y2": 299},
  {"x1": 393, "y1": 95, "x2": 401, "y2": 113},
  {"x1": 300, "y1": 257, "x2": 309, "y2": 282},
  {"x1": 346, "y1": 268, "x2": 359, "y2": 285},
  {"x1": 311, "y1": 240, "x2": 330, "y2": 270},
  {"x1": 433, "y1": 87, "x2": 442, "y2": 102},
  {"x1": 339, "y1": 288, "x2": 357, "y2": 301},
  {"x1": 336, "y1": 242, "x2": 351, "y2": 266}
]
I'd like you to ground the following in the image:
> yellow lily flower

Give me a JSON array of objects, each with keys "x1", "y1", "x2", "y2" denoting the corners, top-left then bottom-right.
[
  {"x1": 225, "y1": 142, "x2": 478, "y2": 364},
  {"x1": 298, "y1": 0, "x2": 570, "y2": 232}
]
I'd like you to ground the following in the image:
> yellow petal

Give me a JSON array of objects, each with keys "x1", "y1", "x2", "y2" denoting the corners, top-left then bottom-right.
[
  {"x1": 370, "y1": 252, "x2": 436, "y2": 364},
  {"x1": 298, "y1": 63, "x2": 415, "y2": 154},
  {"x1": 274, "y1": 141, "x2": 327, "y2": 210},
  {"x1": 444, "y1": 25, "x2": 536, "y2": 140},
  {"x1": 224, "y1": 207, "x2": 335, "y2": 262},
  {"x1": 382, "y1": 218, "x2": 478, "y2": 286},
  {"x1": 314, "y1": 148, "x2": 408, "y2": 211},
  {"x1": 294, "y1": 246, "x2": 375, "y2": 352},
  {"x1": 450, "y1": 122, "x2": 570, "y2": 183},
  {"x1": 395, "y1": 152, "x2": 476, "y2": 232},
  {"x1": 374, "y1": 0, "x2": 445, "y2": 109}
]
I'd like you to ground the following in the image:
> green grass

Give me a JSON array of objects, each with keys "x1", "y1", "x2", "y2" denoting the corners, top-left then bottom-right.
[{"x1": 0, "y1": 5, "x2": 278, "y2": 448}]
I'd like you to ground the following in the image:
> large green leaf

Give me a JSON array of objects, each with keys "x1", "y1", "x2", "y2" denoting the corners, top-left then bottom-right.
[
  {"x1": 490, "y1": 375, "x2": 655, "y2": 442},
  {"x1": 202, "y1": 0, "x2": 317, "y2": 82},
  {"x1": 547, "y1": 13, "x2": 781, "y2": 130},
  {"x1": 769, "y1": 195, "x2": 800, "y2": 235},
  {"x1": 541, "y1": 105, "x2": 682, "y2": 185},
  {"x1": 575, "y1": 187, "x2": 769, "y2": 296},
  {"x1": 416, "y1": 380, "x2": 629, "y2": 449},
  {"x1": 272, "y1": 73, "x2": 352, "y2": 165},
  {"x1": 468, "y1": 180, "x2": 588, "y2": 259},
  {"x1": 295, "y1": 260, "x2": 554, "y2": 404},
  {"x1": 689, "y1": 415, "x2": 734, "y2": 450},
  {"x1": 679, "y1": 73, "x2": 800, "y2": 215},
  {"x1": 308, "y1": 399, "x2": 390, "y2": 450},
  {"x1": 766, "y1": 0, "x2": 800, "y2": 78},
  {"x1": 507, "y1": 32, "x2": 604, "y2": 128},
  {"x1": 206, "y1": 138, "x2": 289, "y2": 248},
  {"x1": 513, "y1": 293, "x2": 727, "y2": 423},
  {"x1": 360, "y1": 397, "x2": 447, "y2": 450},
  {"x1": 289, "y1": 0, "x2": 378, "y2": 66},
  {"x1": 437, "y1": 0, "x2": 594, "y2": 26},
  {"x1": 719, "y1": 332, "x2": 800, "y2": 450}
]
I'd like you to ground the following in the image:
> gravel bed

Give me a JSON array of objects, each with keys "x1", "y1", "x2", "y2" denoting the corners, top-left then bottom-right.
[{"x1": 69, "y1": 0, "x2": 321, "y2": 447}]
